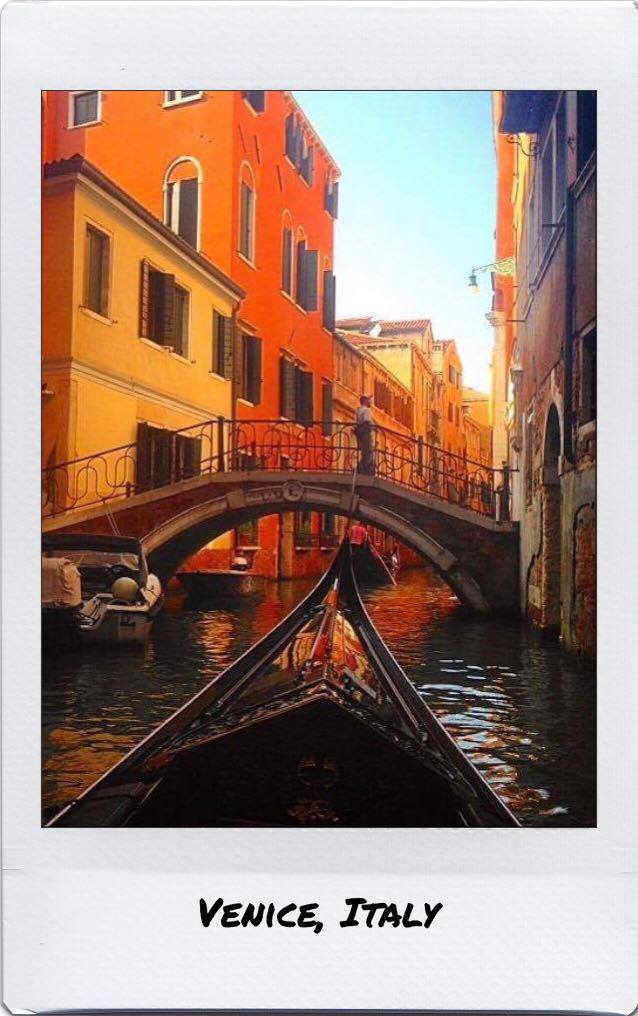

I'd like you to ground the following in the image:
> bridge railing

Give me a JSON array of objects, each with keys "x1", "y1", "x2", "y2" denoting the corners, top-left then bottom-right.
[{"x1": 42, "y1": 417, "x2": 510, "y2": 521}]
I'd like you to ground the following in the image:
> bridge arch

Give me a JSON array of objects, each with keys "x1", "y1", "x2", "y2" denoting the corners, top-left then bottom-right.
[{"x1": 142, "y1": 480, "x2": 491, "y2": 612}]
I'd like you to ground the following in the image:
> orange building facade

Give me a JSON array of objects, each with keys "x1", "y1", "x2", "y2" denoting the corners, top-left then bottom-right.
[
  {"x1": 43, "y1": 90, "x2": 340, "y2": 578},
  {"x1": 431, "y1": 339, "x2": 465, "y2": 458}
]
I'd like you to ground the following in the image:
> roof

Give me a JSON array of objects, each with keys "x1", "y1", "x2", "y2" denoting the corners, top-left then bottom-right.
[
  {"x1": 336, "y1": 317, "x2": 376, "y2": 332},
  {"x1": 377, "y1": 319, "x2": 431, "y2": 335},
  {"x1": 44, "y1": 156, "x2": 245, "y2": 301}
]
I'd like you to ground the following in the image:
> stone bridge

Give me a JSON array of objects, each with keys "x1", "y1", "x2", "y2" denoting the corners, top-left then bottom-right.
[{"x1": 43, "y1": 470, "x2": 520, "y2": 614}]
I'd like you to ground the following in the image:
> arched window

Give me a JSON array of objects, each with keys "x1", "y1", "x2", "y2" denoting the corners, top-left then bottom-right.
[
  {"x1": 164, "y1": 157, "x2": 202, "y2": 249},
  {"x1": 239, "y1": 162, "x2": 256, "y2": 263},
  {"x1": 281, "y1": 211, "x2": 294, "y2": 295}
]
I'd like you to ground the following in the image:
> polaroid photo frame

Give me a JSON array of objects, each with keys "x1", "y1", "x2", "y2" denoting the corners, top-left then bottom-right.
[{"x1": 2, "y1": 1, "x2": 637, "y2": 1013}]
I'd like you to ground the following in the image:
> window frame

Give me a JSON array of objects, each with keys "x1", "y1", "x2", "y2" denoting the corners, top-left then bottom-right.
[
  {"x1": 172, "y1": 282, "x2": 191, "y2": 360},
  {"x1": 238, "y1": 174, "x2": 257, "y2": 265},
  {"x1": 163, "y1": 90, "x2": 204, "y2": 108},
  {"x1": 163, "y1": 158, "x2": 202, "y2": 251},
  {"x1": 68, "y1": 90, "x2": 102, "y2": 129},
  {"x1": 83, "y1": 221, "x2": 111, "y2": 320}
]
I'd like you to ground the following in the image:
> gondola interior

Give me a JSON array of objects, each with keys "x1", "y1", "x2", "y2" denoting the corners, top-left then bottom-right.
[{"x1": 49, "y1": 541, "x2": 519, "y2": 828}]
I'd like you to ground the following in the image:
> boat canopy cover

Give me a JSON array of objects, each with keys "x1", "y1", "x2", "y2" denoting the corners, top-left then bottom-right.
[
  {"x1": 42, "y1": 556, "x2": 82, "y2": 609},
  {"x1": 42, "y1": 534, "x2": 143, "y2": 554}
]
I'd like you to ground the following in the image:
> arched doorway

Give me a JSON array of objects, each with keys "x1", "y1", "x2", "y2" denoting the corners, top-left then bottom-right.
[{"x1": 540, "y1": 404, "x2": 562, "y2": 631}]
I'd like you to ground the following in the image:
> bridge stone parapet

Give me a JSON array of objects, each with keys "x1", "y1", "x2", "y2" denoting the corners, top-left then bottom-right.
[{"x1": 43, "y1": 470, "x2": 519, "y2": 614}]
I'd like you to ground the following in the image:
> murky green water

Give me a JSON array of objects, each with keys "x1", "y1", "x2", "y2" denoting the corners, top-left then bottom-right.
[{"x1": 42, "y1": 566, "x2": 595, "y2": 825}]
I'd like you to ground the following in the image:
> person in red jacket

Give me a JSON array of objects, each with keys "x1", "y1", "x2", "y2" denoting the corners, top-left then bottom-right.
[{"x1": 349, "y1": 521, "x2": 369, "y2": 567}]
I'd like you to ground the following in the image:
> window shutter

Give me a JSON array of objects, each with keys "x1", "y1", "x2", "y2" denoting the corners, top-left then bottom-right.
[
  {"x1": 331, "y1": 181, "x2": 339, "y2": 219},
  {"x1": 285, "y1": 114, "x2": 296, "y2": 160},
  {"x1": 296, "y1": 240, "x2": 306, "y2": 307},
  {"x1": 139, "y1": 260, "x2": 151, "y2": 337},
  {"x1": 222, "y1": 314, "x2": 235, "y2": 382},
  {"x1": 234, "y1": 330, "x2": 246, "y2": 398},
  {"x1": 99, "y1": 234, "x2": 110, "y2": 316},
  {"x1": 282, "y1": 228, "x2": 292, "y2": 293},
  {"x1": 299, "y1": 370, "x2": 314, "y2": 425},
  {"x1": 178, "y1": 178, "x2": 198, "y2": 247},
  {"x1": 303, "y1": 250, "x2": 318, "y2": 311},
  {"x1": 321, "y1": 381, "x2": 333, "y2": 436},
  {"x1": 245, "y1": 90, "x2": 265, "y2": 113},
  {"x1": 135, "y1": 421, "x2": 152, "y2": 492},
  {"x1": 322, "y1": 270, "x2": 336, "y2": 331},
  {"x1": 175, "y1": 433, "x2": 201, "y2": 481},
  {"x1": 246, "y1": 336, "x2": 262, "y2": 405},
  {"x1": 280, "y1": 356, "x2": 296, "y2": 418},
  {"x1": 156, "y1": 428, "x2": 173, "y2": 487},
  {"x1": 157, "y1": 273, "x2": 176, "y2": 346}
]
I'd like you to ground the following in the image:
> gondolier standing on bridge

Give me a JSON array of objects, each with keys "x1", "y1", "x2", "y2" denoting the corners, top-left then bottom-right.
[{"x1": 354, "y1": 394, "x2": 375, "y2": 475}]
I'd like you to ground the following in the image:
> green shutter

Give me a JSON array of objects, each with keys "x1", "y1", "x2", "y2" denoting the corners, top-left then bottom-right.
[
  {"x1": 322, "y1": 270, "x2": 336, "y2": 330},
  {"x1": 321, "y1": 381, "x2": 333, "y2": 436}
]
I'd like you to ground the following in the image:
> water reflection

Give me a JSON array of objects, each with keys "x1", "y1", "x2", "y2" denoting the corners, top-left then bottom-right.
[{"x1": 42, "y1": 567, "x2": 595, "y2": 826}]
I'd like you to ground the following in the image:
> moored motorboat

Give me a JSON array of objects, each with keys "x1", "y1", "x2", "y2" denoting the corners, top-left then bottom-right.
[
  {"x1": 177, "y1": 569, "x2": 266, "y2": 601},
  {"x1": 48, "y1": 540, "x2": 519, "y2": 827},
  {"x1": 42, "y1": 534, "x2": 163, "y2": 646},
  {"x1": 42, "y1": 555, "x2": 83, "y2": 649}
]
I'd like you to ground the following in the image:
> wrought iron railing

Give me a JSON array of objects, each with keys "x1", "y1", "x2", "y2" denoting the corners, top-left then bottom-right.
[{"x1": 42, "y1": 417, "x2": 511, "y2": 521}]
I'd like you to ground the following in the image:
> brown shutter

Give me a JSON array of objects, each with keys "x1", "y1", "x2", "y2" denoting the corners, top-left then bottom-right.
[
  {"x1": 175, "y1": 433, "x2": 201, "y2": 481},
  {"x1": 304, "y1": 250, "x2": 318, "y2": 311},
  {"x1": 222, "y1": 314, "x2": 235, "y2": 382},
  {"x1": 139, "y1": 260, "x2": 151, "y2": 337},
  {"x1": 234, "y1": 330, "x2": 246, "y2": 399},
  {"x1": 155, "y1": 428, "x2": 173, "y2": 487},
  {"x1": 212, "y1": 310, "x2": 221, "y2": 374},
  {"x1": 158, "y1": 273, "x2": 176, "y2": 346},
  {"x1": 99, "y1": 233, "x2": 110, "y2": 316},
  {"x1": 285, "y1": 114, "x2": 295, "y2": 160}
]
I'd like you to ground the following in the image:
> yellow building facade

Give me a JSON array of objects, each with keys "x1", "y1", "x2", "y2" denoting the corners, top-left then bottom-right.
[{"x1": 43, "y1": 157, "x2": 244, "y2": 514}]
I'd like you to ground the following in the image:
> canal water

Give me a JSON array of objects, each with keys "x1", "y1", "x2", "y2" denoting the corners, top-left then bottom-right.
[{"x1": 42, "y1": 566, "x2": 596, "y2": 826}]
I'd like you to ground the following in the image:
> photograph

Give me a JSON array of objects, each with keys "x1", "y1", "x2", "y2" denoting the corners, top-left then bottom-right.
[{"x1": 40, "y1": 87, "x2": 596, "y2": 829}]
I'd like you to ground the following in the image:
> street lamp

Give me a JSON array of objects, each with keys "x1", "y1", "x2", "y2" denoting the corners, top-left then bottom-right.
[{"x1": 468, "y1": 257, "x2": 515, "y2": 293}]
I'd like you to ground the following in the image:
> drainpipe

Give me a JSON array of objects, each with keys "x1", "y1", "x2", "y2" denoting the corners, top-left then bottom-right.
[{"x1": 563, "y1": 187, "x2": 575, "y2": 464}]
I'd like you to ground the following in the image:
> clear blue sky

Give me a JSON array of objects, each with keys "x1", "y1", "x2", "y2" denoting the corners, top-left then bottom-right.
[{"x1": 296, "y1": 91, "x2": 497, "y2": 392}]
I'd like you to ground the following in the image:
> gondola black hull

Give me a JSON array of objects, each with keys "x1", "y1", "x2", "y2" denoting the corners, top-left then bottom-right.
[{"x1": 48, "y1": 542, "x2": 519, "y2": 829}]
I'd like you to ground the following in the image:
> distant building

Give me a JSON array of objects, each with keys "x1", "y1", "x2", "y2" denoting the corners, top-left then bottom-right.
[
  {"x1": 490, "y1": 90, "x2": 596, "y2": 653},
  {"x1": 431, "y1": 339, "x2": 465, "y2": 459},
  {"x1": 462, "y1": 387, "x2": 492, "y2": 466}
]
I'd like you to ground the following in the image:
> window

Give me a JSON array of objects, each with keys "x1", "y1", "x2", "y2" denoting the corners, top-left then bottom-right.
[
  {"x1": 321, "y1": 512, "x2": 338, "y2": 547},
  {"x1": 280, "y1": 355, "x2": 313, "y2": 424},
  {"x1": 577, "y1": 91, "x2": 596, "y2": 174},
  {"x1": 455, "y1": 406, "x2": 460, "y2": 427},
  {"x1": 580, "y1": 329, "x2": 596, "y2": 424},
  {"x1": 70, "y1": 91, "x2": 100, "y2": 127},
  {"x1": 282, "y1": 227, "x2": 293, "y2": 295},
  {"x1": 324, "y1": 176, "x2": 339, "y2": 218},
  {"x1": 84, "y1": 225, "x2": 110, "y2": 317},
  {"x1": 164, "y1": 159, "x2": 200, "y2": 248},
  {"x1": 448, "y1": 402, "x2": 453, "y2": 423},
  {"x1": 164, "y1": 90, "x2": 203, "y2": 106},
  {"x1": 295, "y1": 239, "x2": 318, "y2": 311},
  {"x1": 300, "y1": 142, "x2": 314, "y2": 186},
  {"x1": 285, "y1": 114, "x2": 302, "y2": 168},
  {"x1": 321, "y1": 381, "x2": 333, "y2": 436},
  {"x1": 448, "y1": 364, "x2": 456, "y2": 385},
  {"x1": 212, "y1": 310, "x2": 233, "y2": 379},
  {"x1": 294, "y1": 511, "x2": 313, "y2": 548},
  {"x1": 540, "y1": 96, "x2": 567, "y2": 256},
  {"x1": 243, "y1": 91, "x2": 265, "y2": 113},
  {"x1": 240, "y1": 334, "x2": 262, "y2": 405},
  {"x1": 136, "y1": 423, "x2": 201, "y2": 492},
  {"x1": 239, "y1": 181, "x2": 255, "y2": 262},
  {"x1": 235, "y1": 519, "x2": 259, "y2": 548},
  {"x1": 139, "y1": 260, "x2": 189, "y2": 356},
  {"x1": 322, "y1": 270, "x2": 336, "y2": 330}
]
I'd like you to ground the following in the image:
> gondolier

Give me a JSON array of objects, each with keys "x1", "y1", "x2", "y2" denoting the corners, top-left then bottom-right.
[{"x1": 354, "y1": 394, "x2": 375, "y2": 475}]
